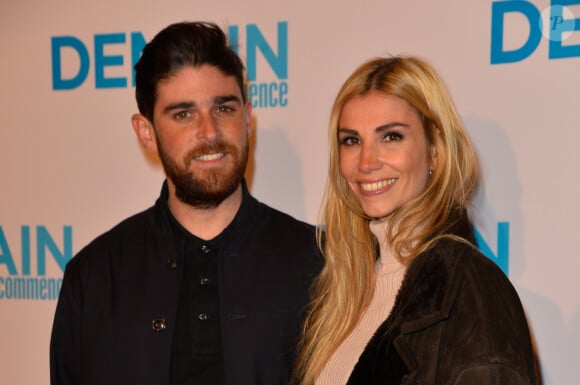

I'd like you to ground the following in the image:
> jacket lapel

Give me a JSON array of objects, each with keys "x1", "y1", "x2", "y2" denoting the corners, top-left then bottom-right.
[{"x1": 348, "y1": 212, "x2": 476, "y2": 384}]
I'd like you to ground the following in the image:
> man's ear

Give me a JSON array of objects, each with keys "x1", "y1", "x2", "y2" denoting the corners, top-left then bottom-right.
[
  {"x1": 131, "y1": 114, "x2": 157, "y2": 152},
  {"x1": 244, "y1": 101, "x2": 252, "y2": 136}
]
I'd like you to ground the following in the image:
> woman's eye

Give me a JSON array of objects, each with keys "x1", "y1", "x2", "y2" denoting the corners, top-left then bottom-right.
[
  {"x1": 339, "y1": 136, "x2": 359, "y2": 146},
  {"x1": 382, "y1": 132, "x2": 403, "y2": 142}
]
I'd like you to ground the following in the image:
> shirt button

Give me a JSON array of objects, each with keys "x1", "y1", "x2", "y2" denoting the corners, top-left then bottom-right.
[
  {"x1": 200, "y1": 277, "x2": 209, "y2": 285},
  {"x1": 201, "y1": 245, "x2": 211, "y2": 254},
  {"x1": 198, "y1": 313, "x2": 209, "y2": 321},
  {"x1": 151, "y1": 317, "x2": 167, "y2": 332},
  {"x1": 167, "y1": 259, "x2": 177, "y2": 269}
]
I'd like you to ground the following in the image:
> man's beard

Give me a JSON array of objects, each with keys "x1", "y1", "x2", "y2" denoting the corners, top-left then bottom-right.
[{"x1": 157, "y1": 139, "x2": 248, "y2": 209}]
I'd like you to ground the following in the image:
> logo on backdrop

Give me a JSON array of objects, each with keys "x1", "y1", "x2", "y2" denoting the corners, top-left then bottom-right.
[
  {"x1": 50, "y1": 21, "x2": 289, "y2": 109},
  {"x1": 491, "y1": 0, "x2": 580, "y2": 64},
  {"x1": 474, "y1": 222, "x2": 510, "y2": 276},
  {"x1": 0, "y1": 225, "x2": 71, "y2": 300},
  {"x1": 228, "y1": 22, "x2": 289, "y2": 109}
]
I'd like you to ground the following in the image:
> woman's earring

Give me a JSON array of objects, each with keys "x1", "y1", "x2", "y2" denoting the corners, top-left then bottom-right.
[{"x1": 428, "y1": 169, "x2": 433, "y2": 177}]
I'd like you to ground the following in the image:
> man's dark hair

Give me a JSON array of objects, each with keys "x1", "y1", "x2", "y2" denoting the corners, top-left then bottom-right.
[{"x1": 134, "y1": 21, "x2": 246, "y2": 121}]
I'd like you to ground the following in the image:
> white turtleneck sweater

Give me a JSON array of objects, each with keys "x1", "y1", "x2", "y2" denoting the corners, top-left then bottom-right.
[{"x1": 316, "y1": 220, "x2": 406, "y2": 385}]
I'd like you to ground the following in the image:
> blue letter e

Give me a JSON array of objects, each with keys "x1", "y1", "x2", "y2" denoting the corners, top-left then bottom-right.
[
  {"x1": 491, "y1": 1, "x2": 542, "y2": 64},
  {"x1": 51, "y1": 36, "x2": 90, "y2": 90}
]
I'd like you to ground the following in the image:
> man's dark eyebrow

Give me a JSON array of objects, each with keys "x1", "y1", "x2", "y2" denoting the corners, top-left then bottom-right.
[
  {"x1": 163, "y1": 101, "x2": 195, "y2": 114},
  {"x1": 214, "y1": 95, "x2": 242, "y2": 104},
  {"x1": 162, "y1": 95, "x2": 241, "y2": 114}
]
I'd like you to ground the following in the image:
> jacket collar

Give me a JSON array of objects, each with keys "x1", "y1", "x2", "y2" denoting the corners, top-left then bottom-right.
[
  {"x1": 150, "y1": 179, "x2": 264, "y2": 248},
  {"x1": 386, "y1": 210, "x2": 476, "y2": 368},
  {"x1": 233, "y1": 179, "x2": 265, "y2": 229}
]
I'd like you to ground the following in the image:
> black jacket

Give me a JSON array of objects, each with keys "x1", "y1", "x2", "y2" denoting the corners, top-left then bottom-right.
[
  {"x1": 50, "y1": 182, "x2": 321, "y2": 385},
  {"x1": 347, "y1": 213, "x2": 537, "y2": 385}
]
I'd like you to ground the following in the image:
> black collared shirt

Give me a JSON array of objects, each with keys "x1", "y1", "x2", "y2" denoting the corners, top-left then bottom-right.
[{"x1": 168, "y1": 206, "x2": 237, "y2": 385}]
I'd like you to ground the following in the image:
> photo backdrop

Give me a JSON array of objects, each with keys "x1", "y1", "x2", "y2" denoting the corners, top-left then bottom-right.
[{"x1": 1, "y1": 0, "x2": 579, "y2": 384}]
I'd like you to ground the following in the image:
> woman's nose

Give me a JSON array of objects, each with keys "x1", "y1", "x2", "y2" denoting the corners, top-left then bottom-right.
[{"x1": 358, "y1": 143, "x2": 381, "y2": 172}]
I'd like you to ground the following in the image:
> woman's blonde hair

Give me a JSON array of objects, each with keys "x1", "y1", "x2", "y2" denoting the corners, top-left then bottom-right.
[{"x1": 293, "y1": 56, "x2": 479, "y2": 385}]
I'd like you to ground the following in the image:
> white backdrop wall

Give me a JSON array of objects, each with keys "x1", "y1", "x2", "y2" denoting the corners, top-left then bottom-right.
[{"x1": 1, "y1": 0, "x2": 579, "y2": 384}]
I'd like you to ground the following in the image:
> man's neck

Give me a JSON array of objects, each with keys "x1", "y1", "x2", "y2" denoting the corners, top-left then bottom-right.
[{"x1": 167, "y1": 184, "x2": 243, "y2": 240}]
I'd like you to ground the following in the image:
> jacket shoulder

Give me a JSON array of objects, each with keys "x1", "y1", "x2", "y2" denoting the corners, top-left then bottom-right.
[
  {"x1": 250, "y1": 199, "x2": 318, "y2": 246},
  {"x1": 406, "y1": 238, "x2": 536, "y2": 384},
  {"x1": 394, "y1": 238, "x2": 482, "y2": 325},
  {"x1": 66, "y1": 205, "x2": 157, "y2": 271},
  {"x1": 425, "y1": 237, "x2": 520, "y2": 312}
]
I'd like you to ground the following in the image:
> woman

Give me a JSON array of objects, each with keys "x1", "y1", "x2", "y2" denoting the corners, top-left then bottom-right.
[{"x1": 294, "y1": 56, "x2": 537, "y2": 385}]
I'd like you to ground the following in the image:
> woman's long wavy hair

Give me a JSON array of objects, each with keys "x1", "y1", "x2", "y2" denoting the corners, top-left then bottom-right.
[{"x1": 293, "y1": 56, "x2": 479, "y2": 385}]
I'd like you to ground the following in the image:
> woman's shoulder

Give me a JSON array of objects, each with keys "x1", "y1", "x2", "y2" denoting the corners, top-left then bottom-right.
[
  {"x1": 410, "y1": 236, "x2": 512, "y2": 298},
  {"x1": 428, "y1": 236, "x2": 510, "y2": 286},
  {"x1": 394, "y1": 236, "x2": 518, "y2": 326}
]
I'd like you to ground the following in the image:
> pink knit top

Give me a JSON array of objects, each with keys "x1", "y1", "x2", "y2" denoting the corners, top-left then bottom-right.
[{"x1": 316, "y1": 220, "x2": 406, "y2": 385}]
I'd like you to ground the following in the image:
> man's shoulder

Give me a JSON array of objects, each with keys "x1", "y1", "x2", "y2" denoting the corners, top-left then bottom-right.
[
  {"x1": 252, "y1": 198, "x2": 316, "y2": 235},
  {"x1": 70, "y1": 204, "x2": 159, "y2": 265},
  {"x1": 241, "y1": 195, "x2": 319, "y2": 253},
  {"x1": 95, "y1": 205, "x2": 157, "y2": 241}
]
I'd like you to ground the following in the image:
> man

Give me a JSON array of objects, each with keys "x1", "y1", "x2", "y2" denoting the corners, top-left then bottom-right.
[{"x1": 50, "y1": 22, "x2": 321, "y2": 385}]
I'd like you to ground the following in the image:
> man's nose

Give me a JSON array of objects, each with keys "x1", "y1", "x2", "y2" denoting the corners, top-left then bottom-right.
[{"x1": 197, "y1": 113, "x2": 219, "y2": 141}]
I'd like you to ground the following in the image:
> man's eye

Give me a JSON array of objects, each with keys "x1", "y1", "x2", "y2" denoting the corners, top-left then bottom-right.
[
  {"x1": 175, "y1": 111, "x2": 190, "y2": 120},
  {"x1": 215, "y1": 105, "x2": 235, "y2": 114}
]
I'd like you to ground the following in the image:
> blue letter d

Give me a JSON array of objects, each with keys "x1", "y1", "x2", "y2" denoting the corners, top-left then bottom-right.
[
  {"x1": 51, "y1": 36, "x2": 90, "y2": 90},
  {"x1": 491, "y1": 1, "x2": 542, "y2": 64}
]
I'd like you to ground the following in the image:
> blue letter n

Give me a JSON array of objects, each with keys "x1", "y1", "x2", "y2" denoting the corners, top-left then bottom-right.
[
  {"x1": 246, "y1": 22, "x2": 288, "y2": 81},
  {"x1": 474, "y1": 222, "x2": 510, "y2": 276}
]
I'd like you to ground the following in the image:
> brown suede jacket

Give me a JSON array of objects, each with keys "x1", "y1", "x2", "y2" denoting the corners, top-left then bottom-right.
[{"x1": 346, "y1": 214, "x2": 537, "y2": 385}]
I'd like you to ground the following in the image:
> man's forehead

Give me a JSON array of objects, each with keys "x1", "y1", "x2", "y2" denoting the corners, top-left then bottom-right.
[
  {"x1": 163, "y1": 64, "x2": 239, "y2": 86},
  {"x1": 155, "y1": 65, "x2": 243, "y2": 105}
]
